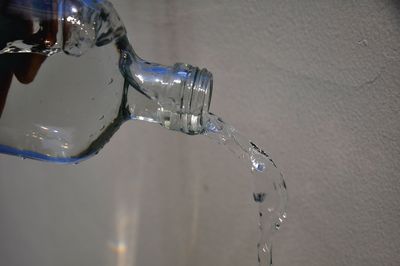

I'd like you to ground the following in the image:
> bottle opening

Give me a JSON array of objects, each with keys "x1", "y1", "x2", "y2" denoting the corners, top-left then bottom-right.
[
  {"x1": 179, "y1": 67, "x2": 213, "y2": 134},
  {"x1": 158, "y1": 64, "x2": 213, "y2": 135}
]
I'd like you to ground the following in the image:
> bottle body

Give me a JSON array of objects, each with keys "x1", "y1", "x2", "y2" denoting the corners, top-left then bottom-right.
[
  {"x1": 0, "y1": 0, "x2": 213, "y2": 163},
  {"x1": 0, "y1": 38, "x2": 126, "y2": 162}
]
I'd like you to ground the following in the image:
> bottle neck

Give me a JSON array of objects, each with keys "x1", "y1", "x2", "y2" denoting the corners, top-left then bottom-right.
[{"x1": 118, "y1": 37, "x2": 213, "y2": 135}]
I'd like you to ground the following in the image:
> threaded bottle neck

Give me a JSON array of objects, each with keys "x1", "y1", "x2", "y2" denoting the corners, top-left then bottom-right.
[
  {"x1": 169, "y1": 63, "x2": 213, "y2": 134},
  {"x1": 118, "y1": 38, "x2": 213, "y2": 134}
]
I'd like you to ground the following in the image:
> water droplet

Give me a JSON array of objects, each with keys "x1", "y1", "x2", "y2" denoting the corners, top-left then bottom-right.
[
  {"x1": 252, "y1": 160, "x2": 266, "y2": 172},
  {"x1": 253, "y1": 192, "x2": 266, "y2": 203},
  {"x1": 262, "y1": 244, "x2": 268, "y2": 253}
]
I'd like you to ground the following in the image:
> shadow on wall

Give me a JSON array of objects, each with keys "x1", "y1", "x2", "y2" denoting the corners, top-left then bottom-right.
[{"x1": 391, "y1": 0, "x2": 400, "y2": 24}]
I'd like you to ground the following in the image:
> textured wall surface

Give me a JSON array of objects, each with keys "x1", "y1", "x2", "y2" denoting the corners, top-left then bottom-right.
[{"x1": 0, "y1": 1, "x2": 399, "y2": 266}]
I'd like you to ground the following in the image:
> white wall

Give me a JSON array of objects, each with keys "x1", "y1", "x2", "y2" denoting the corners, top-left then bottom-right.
[{"x1": 0, "y1": 0, "x2": 399, "y2": 265}]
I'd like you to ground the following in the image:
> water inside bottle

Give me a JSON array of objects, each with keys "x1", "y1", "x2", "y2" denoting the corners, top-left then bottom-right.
[{"x1": 0, "y1": 1, "x2": 287, "y2": 264}]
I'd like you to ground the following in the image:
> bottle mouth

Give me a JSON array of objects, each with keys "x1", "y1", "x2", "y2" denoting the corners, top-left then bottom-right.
[{"x1": 179, "y1": 66, "x2": 213, "y2": 134}]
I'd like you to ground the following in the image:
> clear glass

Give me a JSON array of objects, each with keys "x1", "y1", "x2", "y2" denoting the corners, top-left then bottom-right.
[
  {"x1": 0, "y1": 0, "x2": 212, "y2": 163},
  {"x1": 0, "y1": 1, "x2": 287, "y2": 265}
]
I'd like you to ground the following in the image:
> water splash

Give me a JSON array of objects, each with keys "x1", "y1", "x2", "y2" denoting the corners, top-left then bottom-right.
[{"x1": 203, "y1": 113, "x2": 287, "y2": 265}]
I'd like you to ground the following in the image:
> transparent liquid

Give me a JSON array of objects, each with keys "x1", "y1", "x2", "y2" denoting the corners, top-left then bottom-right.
[
  {"x1": 0, "y1": 1, "x2": 287, "y2": 265},
  {"x1": 0, "y1": 40, "x2": 126, "y2": 162},
  {"x1": 204, "y1": 114, "x2": 287, "y2": 265}
]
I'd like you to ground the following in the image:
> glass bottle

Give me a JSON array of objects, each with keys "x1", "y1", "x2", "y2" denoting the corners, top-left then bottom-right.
[{"x1": 0, "y1": 0, "x2": 213, "y2": 163}]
